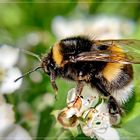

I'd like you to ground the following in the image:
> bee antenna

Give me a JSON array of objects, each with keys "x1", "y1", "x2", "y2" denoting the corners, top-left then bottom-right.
[
  {"x1": 14, "y1": 66, "x2": 42, "y2": 82},
  {"x1": 19, "y1": 49, "x2": 41, "y2": 62}
]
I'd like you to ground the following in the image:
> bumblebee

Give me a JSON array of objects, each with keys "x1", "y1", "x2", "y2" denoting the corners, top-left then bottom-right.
[{"x1": 15, "y1": 36, "x2": 140, "y2": 115}]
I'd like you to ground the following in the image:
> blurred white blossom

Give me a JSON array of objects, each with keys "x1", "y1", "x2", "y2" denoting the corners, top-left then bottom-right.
[
  {"x1": 16, "y1": 31, "x2": 49, "y2": 49},
  {"x1": 0, "y1": 96, "x2": 32, "y2": 139},
  {"x1": 0, "y1": 44, "x2": 22, "y2": 94},
  {"x1": 42, "y1": 93, "x2": 55, "y2": 106},
  {"x1": 37, "y1": 93, "x2": 55, "y2": 111},
  {"x1": 0, "y1": 45, "x2": 19, "y2": 69},
  {"x1": 30, "y1": 71, "x2": 42, "y2": 83},
  {"x1": 0, "y1": 67, "x2": 22, "y2": 93},
  {"x1": 0, "y1": 44, "x2": 31, "y2": 139},
  {"x1": 1, "y1": 124, "x2": 32, "y2": 140},
  {"x1": 52, "y1": 15, "x2": 135, "y2": 40},
  {"x1": 0, "y1": 102, "x2": 15, "y2": 134}
]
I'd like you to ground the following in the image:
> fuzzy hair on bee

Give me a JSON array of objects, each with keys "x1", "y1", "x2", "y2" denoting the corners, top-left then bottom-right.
[{"x1": 15, "y1": 36, "x2": 140, "y2": 116}]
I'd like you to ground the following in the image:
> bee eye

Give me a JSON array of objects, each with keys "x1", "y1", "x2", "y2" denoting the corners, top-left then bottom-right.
[{"x1": 98, "y1": 45, "x2": 108, "y2": 50}]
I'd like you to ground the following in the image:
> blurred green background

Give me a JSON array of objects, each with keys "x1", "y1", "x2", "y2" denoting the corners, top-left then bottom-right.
[{"x1": 1, "y1": 1, "x2": 140, "y2": 140}]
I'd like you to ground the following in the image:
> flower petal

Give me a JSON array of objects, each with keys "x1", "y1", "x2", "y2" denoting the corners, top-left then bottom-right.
[
  {"x1": 81, "y1": 103, "x2": 113, "y2": 139},
  {"x1": 0, "y1": 103, "x2": 15, "y2": 134},
  {"x1": 52, "y1": 16, "x2": 84, "y2": 39},
  {"x1": 0, "y1": 45, "x2": 19, "y2": 69},
  {"x1": 81, "y1": 85, "x2": 99, "y2": 108},
  {"x1": 3, "y1": 124, "x2": 32, "y2": 140},
  {"x1": 67, "y1": 88, "x2": 77, "y2": 105},
  {"x1": 82, "y1": 125, "x2": 95, "y2": 138},
  {"x1": 57, "y1": 108, "x2": 78, "y2": 127},
  {"x1": 81, "y1": 107, "x2": 120, "y2": 140},
  {"x1": 0, "y1": 67, "x2": 22, "y2": 94},
  {"x1": 67, "y1": 86, "x2": 98, "y2": 113},
  {"x1": 96, "y1": 102, "x2": 109, "y2": 114},
  {"x1": 95, "y1": 127, "x2": 120, "y2": 140}
]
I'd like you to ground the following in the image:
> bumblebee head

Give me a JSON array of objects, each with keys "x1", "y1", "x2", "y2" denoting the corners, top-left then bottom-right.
[
  {"x1": 41, "y1": 52, "x2": 56, "y2": 76},
  {"x1": 14, "y1": 49, "x2": 59, "y2": 96},
  {"x1": 41, "y1": 51, "x2": 58, "y2": 94}
]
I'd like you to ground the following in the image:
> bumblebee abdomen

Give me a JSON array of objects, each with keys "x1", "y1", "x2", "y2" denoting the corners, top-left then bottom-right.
[
  {"x1": 102, "y1": 64, "x2": 133, "y2": 89},
  {"x1": 102, "y1": 63, "x2": 124, "y2": 82},
  {"x1": 110, "y1": 64, "x2": 133, "y2": 104},
  {"x1": 89, "y1": 63, "x2": 133, "y2": 105},
  {"x1": 101, "y1": 64, "x2": 133, "y2": 104}
]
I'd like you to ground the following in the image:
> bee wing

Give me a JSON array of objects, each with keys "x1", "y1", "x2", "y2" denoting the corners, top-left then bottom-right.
[
  {"x1": 73, "y1": 39, "x2": 140, "y2": 64},
  {"x1": 74, "y1": 51, "x2": 140, "y2": 64},
  {"x1": 96, "y1": 39, "x2": 140, "y2": 52}
]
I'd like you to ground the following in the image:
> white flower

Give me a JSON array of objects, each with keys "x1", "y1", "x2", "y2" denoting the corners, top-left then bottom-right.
[
  {"x1": 52, "y1": 15, "x2": 134, "y2": 40},
  {"x1": 52, "y1": 16, "x2": 85, "y2": 39},
  {"x1": 67, "y1": 86, "x2": 98, "y2": 114},
  {"x1": 0, "y1": 45, "x2": 19, "y2": 69},
  {"x1": 0, "y1": 45, "x2": 22, "y2": 94},
  {"x1": 1, "y1": 124, "x2": 32, "y2": 140},
  {"x1": 0, "y1": 45, "x2": 31, "y2": 139},
  {"x1": 17, "y1": 31, "x2": 46, "y2": 48},
  {"x1": 57, "y1": 94, "x2": 82, "y2": 127},
  {"x1": 66, "y1": 86, "x2": 98, "y2": 117},
  {"x1": 37, "y1": 93, "x2": 55, "y2": 111},
  {"x1": 56, "y1": 86, "x2": 120, "y2": 139},
  {"x1": 57, "y1": 86, "x2": 98, "y2": 127},
  {"x1": 0, "y1": 102, "x2": 15, "y2": 135},
  {"x1": 0, "y1": 99, "x2": 32, "y2": 140},
  {"x1": 0, "y1": 67, "x2": 22, "y2": 93},
  {"x1": 81, "y1": 102, "x2": 120, "y2": 140}
]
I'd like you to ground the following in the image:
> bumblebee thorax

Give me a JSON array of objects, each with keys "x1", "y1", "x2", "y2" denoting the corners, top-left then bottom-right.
[{"x1": 52, "y1": 43, "x2": 64, "y2": 67}]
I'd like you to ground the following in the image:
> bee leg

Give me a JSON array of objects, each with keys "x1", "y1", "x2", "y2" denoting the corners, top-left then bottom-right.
[
  {"x1": 50, "y1": 72, "x2": 58, "y2": 99},
  {"x1": 108, "y1": 95, "x2": 123, "y2": 115},
  {"x1": 51, "y1": 81, "x2": 58, "y2": 100},
  {"x1": 93, "y1": 81, "x2": 122, "y2": 115},
  {"x1": 76, "y1": 81, "x2": 84, "y2": 97}
]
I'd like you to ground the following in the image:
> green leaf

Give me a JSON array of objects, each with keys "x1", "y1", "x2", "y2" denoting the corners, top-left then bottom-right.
[
  {"x1": 69, "y1": 127, "x2": 79, "y2": 137},
  {"x1": 117, "y1": 128, "x2": 138, "y2": 140},
  {"x1": 122, "y1": 102, "x2": 140, "y2": 123},
  {"x1": 122, "y1": 115, "x2": 140, "y2": 138},
  {"x1": 72, "y1": 133, "x2": 92, "y2": 140},
  {"x1": 36, "y1": 107, "x2": 53, "y2": 140}
]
